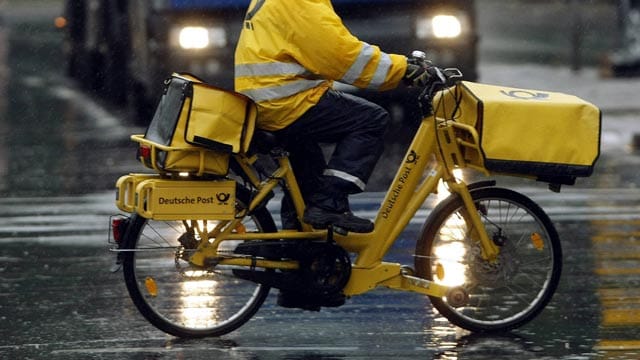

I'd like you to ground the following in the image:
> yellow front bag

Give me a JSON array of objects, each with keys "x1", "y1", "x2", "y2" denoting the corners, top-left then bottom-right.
[
  {"x1": 435, "y1": 81, "x2": 601, "y2": 184},
  {"x1": 138, "y1": 73, "x2": 257, "y2": 175}
]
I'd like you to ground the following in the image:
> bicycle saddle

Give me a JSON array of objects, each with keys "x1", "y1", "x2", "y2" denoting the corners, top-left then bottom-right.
[{"x1": 250, "y1": 130, "x2": 279, "y2": 154}]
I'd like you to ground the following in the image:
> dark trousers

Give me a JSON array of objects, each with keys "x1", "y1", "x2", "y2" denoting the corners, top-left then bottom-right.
[{"x1": 275, "y1": 89, "x2": 389, "y2": 226}]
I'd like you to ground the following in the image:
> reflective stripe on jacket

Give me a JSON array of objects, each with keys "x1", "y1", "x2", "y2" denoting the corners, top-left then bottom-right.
[{"x1": 234, "y1": 0, "x2": 407, "y2": 131}]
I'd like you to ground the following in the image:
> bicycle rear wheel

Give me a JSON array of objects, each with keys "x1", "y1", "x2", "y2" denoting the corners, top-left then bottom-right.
[
  {"x1": 415, "y1": 187, "x2": 562, "y2": 332},
  {"x1": 120, "y1": 189, "x2": 276, "y2": 338}
]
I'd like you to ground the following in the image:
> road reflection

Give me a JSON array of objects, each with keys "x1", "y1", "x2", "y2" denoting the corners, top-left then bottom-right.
[
  {"x1": 430, "y1": 332, "x2": 543, "y2": 359},
  {"x1": 592, "y1": 218, "x2": 640, "y2": 358},
  {"x1": 0, "y1": 13, "x2": 141, "y2": 197},
  {"x1": 181, "y1": 279, "x2": 220, "y2": 329}
]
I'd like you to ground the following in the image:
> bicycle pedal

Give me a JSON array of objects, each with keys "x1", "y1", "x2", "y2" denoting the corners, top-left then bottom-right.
[{"x1": 331, "y1": 225, "x2": 348, "y2": 236}]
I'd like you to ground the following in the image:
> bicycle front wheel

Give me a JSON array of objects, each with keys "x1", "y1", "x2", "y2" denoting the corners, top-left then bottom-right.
[
  {"x1": 415, "y1": 187, "x2": 562, "y2": 332},
  {"x1": 120, "y1": 190, "x2": 276, "y2": 338}
]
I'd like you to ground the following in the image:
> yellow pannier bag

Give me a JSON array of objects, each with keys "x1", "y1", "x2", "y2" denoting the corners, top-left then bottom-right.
[
  {"x1": 137, "y1": 73, "x2": 257, "y2": 175},
  {"x1": 435, "y1": 81, "x2": 601, "y2": 184}
]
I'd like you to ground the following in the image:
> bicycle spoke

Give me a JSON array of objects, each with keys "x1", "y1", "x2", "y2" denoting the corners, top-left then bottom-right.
[
  {"x1": 416, "y1": 187, "x2": 562, "y2": 332},
  {"x1": 121, "y1": 188, "x2": 276, "y2": 338}
]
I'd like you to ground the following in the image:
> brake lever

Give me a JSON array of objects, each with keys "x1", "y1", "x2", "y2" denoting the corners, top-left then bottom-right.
[
  {"x1": 443, "y1": 68, "x2": 463, "y2": 79},
  {"x1": 443, "y1": 68, "x2": 463, "y2": 87},
  {"x1": 417, "y1": 67, "x2": 464, "y2": 117}
]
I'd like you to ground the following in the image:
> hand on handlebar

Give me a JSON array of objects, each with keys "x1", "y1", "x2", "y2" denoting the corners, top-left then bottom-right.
[
  {"x1": 404, "y1": 50, "x2": 459, "y2": 94},
  {"x1": 405, "y1": 51, "x2": 464, "y2": 114},
  {"x1": 404, "y1": 63, "x2": 447, "y2": 90}
]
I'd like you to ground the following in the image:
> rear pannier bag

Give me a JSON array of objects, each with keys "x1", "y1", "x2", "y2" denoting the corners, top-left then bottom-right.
[
  {"x1": 435, "y1": 81, "x2": 601, "y2": 184},
  {"x1": 139, "y1": 73, "x2": 257, "y2": 175}
]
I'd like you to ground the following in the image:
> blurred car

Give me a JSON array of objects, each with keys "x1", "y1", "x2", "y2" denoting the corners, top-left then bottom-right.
[{"x1": 62, "y1": 0, "x2": 478, "y2": 124}]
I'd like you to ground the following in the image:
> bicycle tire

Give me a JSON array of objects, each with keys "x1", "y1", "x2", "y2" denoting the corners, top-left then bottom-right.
[
  {"x1": 415, "y1": 186, "x2": 562, "y2": 332},
  {"x1": 121, "y1": 186, "x2": 276, "y2": 338}
]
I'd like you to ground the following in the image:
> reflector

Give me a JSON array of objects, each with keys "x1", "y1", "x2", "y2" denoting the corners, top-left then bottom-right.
[
  {"x1": 139, "y1": 145, "x2": 151, "y2": 159},
  {"x1": 111, "y1": 218, "x2": 126, "y2": 243}
]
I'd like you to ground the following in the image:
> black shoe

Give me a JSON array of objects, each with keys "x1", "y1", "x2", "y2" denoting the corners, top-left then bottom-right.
[{"x1": 303, "y1": 206, "x2": 374, "y2": 233}]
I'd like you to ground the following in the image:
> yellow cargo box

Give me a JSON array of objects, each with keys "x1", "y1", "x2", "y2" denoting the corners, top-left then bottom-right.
[{"x1": 435, "y1": 81, "x2": 601, "y2": 184}]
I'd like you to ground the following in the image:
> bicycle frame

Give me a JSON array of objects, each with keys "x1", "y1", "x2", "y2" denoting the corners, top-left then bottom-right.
[
  {"x1": 179, "y1": 111, "x2": 500, "y2": 300},
  {"x1": 112, "y1": 75, "x2": 578, "y2": 336}
]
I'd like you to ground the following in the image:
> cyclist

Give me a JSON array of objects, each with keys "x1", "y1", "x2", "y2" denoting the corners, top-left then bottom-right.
[{"x1": 234, "y1": 0, "x2": 445, "y2": 233}]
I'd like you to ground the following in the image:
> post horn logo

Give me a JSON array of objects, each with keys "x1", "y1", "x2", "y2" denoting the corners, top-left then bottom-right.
[
  {"x1": 500, "y1": 90, "x2": 549, "y2": 101},
  {"x1": 406, "y1": 150, "x2": 420, "y2": 164},
  {"x1": 216, "y1": 192, "x2": 231, "y2": 204}
]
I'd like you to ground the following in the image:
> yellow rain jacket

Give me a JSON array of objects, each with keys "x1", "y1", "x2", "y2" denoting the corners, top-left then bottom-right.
[{"x1": 234, "y1": 0, "x2": 408, "y2": 131}]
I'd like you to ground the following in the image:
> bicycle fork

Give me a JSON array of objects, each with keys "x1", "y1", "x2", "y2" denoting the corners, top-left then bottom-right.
[
  {"x1": 436, "y1": 120, "x2": 501, "y2": 263},
  {"x1": 446, "y1": 180, "x2": 501, "y2": 262}
]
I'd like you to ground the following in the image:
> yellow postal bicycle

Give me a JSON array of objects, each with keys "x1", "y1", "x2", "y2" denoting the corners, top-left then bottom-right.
[{"x1": 110, "y1": 66, "x2": 600, "y2": 338}]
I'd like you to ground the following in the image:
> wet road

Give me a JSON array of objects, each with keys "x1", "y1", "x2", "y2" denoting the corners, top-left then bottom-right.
[
  {"x1": 2, "y1": 186, "x2": 640, "y2": 359},
  {"x1": 2, "y1": 2, "x2": 640, "y2": 360}
]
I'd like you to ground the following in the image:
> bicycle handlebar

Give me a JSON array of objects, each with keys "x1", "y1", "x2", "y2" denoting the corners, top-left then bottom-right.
[
  {"x1": 416, "y1": 67, "x2": 463, "y2": 115},
  {"x1": 408, "y1": 51, "x2": 464, "y2": 114}
]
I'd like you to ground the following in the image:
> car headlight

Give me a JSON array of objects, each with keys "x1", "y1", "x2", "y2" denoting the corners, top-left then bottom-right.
[
  {"x1": 416, "y1": 13, "x2": 467, "y2": 39},
  {"x1": 171, "y1": 26, "x2": 227, "y2": 50},
  {"x1": 431, "y1": 15, "x2": 462, "y2": 38}
]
